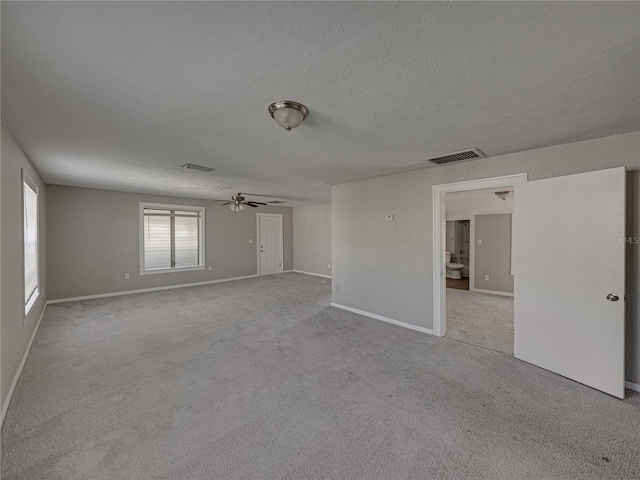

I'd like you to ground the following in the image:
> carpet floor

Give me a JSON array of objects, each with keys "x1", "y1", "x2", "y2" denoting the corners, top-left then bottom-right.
[
  {"x1": 445, "y1": 288, "x2": 514, "y2": 355},
  {"x1": 2, "y1": 273, "x2": 639, "y2": 479}
]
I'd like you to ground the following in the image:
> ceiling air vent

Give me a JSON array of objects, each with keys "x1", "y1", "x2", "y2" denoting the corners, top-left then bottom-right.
[
  {"x1": 181, "y1": 163, "x2": 214, "y2": 172},
  {"x1": 425, "y1": 148, "x2": 486, "y2": 166}
]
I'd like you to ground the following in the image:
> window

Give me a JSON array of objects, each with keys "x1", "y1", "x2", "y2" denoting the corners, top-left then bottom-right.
[
  {"x1": 23, "y1": 171, "x2": 39, "y2": 315},
  {"x1": 139, "y1": 203, "x2": 205, "y2": 274}
]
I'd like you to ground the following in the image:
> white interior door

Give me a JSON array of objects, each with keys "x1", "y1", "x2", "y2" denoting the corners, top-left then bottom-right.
[
  {"x1": 514, "y1": 167, "x2": 625, "y2": 398},
  {"x1": 258, "y1": 213, "x2": 283, "y2": 276}
]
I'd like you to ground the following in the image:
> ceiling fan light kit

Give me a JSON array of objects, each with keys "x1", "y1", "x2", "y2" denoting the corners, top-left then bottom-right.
[
  {"x1": 268, "y1": 101, "x2": 308, "y2": 131},
  {"x1": 222, "y1": 193, "x2": 268, "y2": 214}
]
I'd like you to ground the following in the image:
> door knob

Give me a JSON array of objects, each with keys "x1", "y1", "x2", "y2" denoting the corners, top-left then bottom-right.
[{"x1": 607, "y1": 293, "x2": 619, "y2": 302}]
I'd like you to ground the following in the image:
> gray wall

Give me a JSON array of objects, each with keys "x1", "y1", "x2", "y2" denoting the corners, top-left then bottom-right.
[
  {"x1": 1, "y1": 122, "x2": 48, "y2": 415},
  {"x1": 293, "y1": 204, "x2": 332, "y2": 277},
  {"x1": 47, "y1": 186, "x2": 293, "y2": 300},
  {"x1": 474, "y1": 214, "x2": 513, "y2": 293},
  {"x1": 332, "y1": 131, "x2": 640, "y2": 385}
]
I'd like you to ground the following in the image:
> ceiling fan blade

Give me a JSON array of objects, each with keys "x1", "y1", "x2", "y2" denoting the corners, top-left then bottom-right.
[
  {"x1": 246, "y1": 201, "x2": 268, "y2": 206},
  {"x1": 221, "y1": 202, "x2": 231, "y2": 205},
  {"x1": 243, "y1": 202, "x2": 259, "y2": 207}
]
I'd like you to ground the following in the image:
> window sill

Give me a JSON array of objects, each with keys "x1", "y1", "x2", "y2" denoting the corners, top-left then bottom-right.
[
  {"x1": 24, "y1": 287, "x2": 40, "y2": 317},
  {"x1": 139, "y1": 266, "x2": 205, "y2": 276}
]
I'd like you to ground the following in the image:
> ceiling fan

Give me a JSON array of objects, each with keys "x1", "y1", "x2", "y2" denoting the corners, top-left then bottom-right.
[{"x1": 221, "y1": 192, "x2": 267, "y2": 213}]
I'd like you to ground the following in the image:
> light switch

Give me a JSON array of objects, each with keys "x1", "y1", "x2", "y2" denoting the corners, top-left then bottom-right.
[
  {"x1": 477, "y1": 239, "x2": 483, "y2": 245},
  {"x1": 248, "y1": 239, "x2": 253, "y2": 244},
  {"x1": 484, "y1": 275, "x2": 489, "y2": 281},
  {"x1": 385, "y1": 214, "x2": 394, "y2": 222}
]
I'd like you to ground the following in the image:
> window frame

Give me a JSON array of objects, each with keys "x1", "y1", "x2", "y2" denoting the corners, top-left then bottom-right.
[
  {"x1": 139, "y1": 202, "x2": 205, "y2": 275},
  {"x1": 22, "y1": 170, "x2": 40, "y2": 317}
]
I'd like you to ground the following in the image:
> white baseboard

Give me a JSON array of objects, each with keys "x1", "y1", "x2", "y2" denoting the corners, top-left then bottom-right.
[
  {"x1": 626, "y1": 381, "x2": 640, "y2": 393},
  {"x1": 282, "y1": 270, "x2": 294, "y2": 273},
  {"x1": 471, "y1": 288, "x2": 514, "y2": 298},
  {"x1": 331, "y1": 303, "x2": 434, "y2": 335},
  {"x1": 47, "y1": 274, "x2": 259, "y2": 304},
  {"x1": 293, "y1": 270, "x2": 332, "y2": 279},
  {"x1": 1, "y1": 303, "x2": 47, "y2": 426}
]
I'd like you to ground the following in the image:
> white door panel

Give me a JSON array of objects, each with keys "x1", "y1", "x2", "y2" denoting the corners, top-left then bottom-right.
[
  {"x1": 514, "y1": 167, "x2": 625, "y2": 398},
  {"x1": 258, "y1": 214, "x2": 283, "y2": 275}
]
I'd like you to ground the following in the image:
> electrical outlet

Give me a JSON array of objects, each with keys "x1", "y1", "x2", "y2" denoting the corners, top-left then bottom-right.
[
  {"x1": 124, "y1": 273, "x2": 130, "y2": 280},
  {"x1": 328, "y1": 263, "x2": 331, "y2": 269},
  {"x1": 484, "y1": 274, "x2": 489, "y2": 281},
  {"x1": 335, "y1": 283, "x2": 340, "y2": 292}
]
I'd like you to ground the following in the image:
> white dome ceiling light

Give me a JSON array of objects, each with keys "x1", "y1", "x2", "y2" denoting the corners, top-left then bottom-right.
[{"x1": 268, "y1": 101, "x2": 309, "y2": 131}]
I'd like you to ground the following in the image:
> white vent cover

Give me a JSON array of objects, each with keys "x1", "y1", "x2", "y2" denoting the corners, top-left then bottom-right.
[{"x1": 425, "y1": 148, "x2": 486, "y2": 165}]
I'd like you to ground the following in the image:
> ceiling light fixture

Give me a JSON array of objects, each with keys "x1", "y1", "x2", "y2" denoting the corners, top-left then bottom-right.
[
  {"x1": 268, "y1": 101, "x2": 309, "y2": 131},
  {"x1": 222, "y1": 193, "x2": 268, "y2": 214},
  {"x1": 494, "y1": 190, "x2": 514, "y2": 201}
]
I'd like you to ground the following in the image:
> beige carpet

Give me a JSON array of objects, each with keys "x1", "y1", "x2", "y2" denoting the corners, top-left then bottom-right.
[
  {"x1": 446, "y1": 287, "x2": 514, "y2": 354},
  {"x1": 3, "y1": 273, "x2": 639, "y2": 479}
]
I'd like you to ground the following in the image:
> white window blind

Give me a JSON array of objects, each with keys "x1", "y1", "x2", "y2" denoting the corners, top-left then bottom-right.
[
  {"x1": 141, "y1": 205, "x2": 204, "y2": 273},
  {"x1": 23, "y1": 178, "x2": 39, "y2": 313},
  {"x1": 174, "y1": 213, "x2": 200, "y2": 267}
]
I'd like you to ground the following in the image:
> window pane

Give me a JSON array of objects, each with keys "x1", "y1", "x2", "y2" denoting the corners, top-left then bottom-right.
[
  {"x1": 24, "y1": 182, "x2": 38, "y2": 304},
  {"x1": 174, "y1": 214, "x2": 199, "y2": 267},
  {"x1": 143, "y1": 211, "x2": 171, "y2": 270}
]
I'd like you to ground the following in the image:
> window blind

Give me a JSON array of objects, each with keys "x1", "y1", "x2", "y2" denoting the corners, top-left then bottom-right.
[
  {"x1": 143, "y1": 210, "x2": 172, "y2": 270},
  {"x1": 142, "y1": 207, "x2": 203, "y2": 271},
  {"x1": 174, "y1": 214, "x2": 200, "y2": 267},
  {"x1": 23, "y1": 181, "x2": 38, "y2": 307}
]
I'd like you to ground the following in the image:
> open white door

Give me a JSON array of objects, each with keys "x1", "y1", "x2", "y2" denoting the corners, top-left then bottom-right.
[{"x1": 514, "y1": 167, "x2": 625, "y2": 398}]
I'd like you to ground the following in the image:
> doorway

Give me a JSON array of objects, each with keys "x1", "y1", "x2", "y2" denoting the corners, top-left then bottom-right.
[
  {"x1": 445, "y1": 219, "x2": 470, "y2": 290},
  {"x1": 257, "y1": 213, "x2": 283, "y2": 276},
  {"x1": 432, "y1": 174, "x2": 527, "y2": 338},
  {"x1": 444, "y1": 190, "x2": 516, "y2": 354}
]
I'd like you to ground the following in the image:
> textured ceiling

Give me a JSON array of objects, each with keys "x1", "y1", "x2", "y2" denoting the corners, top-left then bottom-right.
[{"x1": 2, "y1": 2, "x2": 639, "y2": 206}]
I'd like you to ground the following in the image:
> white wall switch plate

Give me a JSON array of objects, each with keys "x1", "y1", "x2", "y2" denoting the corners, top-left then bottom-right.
[
  {"x1": 248, "y1": 239, "x2": 253, "y2": 244},
  {"x1": 335, "y1": 283, "x2": 340, "y2": 291},
  {"x1": 385, "y1": 214, "x2": 394, "y2": 222},
  {"x1": 328, "y1": 264, "x2": 331, "y2": 269},
  {"x1": 124, "y1": 273, "x2": 130, "y2": 280},
  {"x1": 484, "y1": 274, "x2": 489, "y2": 281},
  {"x1": 208, "y1": 266, "x2": 212, "y2": 271},
  {"x1": 478, "y1": 239, "x2": 483, "y2": 245}
]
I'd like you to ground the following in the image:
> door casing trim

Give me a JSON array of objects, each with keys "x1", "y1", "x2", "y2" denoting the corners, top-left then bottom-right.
[{"x1": 432, "y1": 173, "x2": 528, "y2": 337}]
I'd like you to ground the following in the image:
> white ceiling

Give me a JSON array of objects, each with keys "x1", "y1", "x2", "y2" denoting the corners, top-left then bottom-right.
[
  {"x1": 445, "y1": 188, "x2": 514, "y2": 218},
  {"x1": 2, "y1": 2, "x2": 638, "y2": 206}
]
